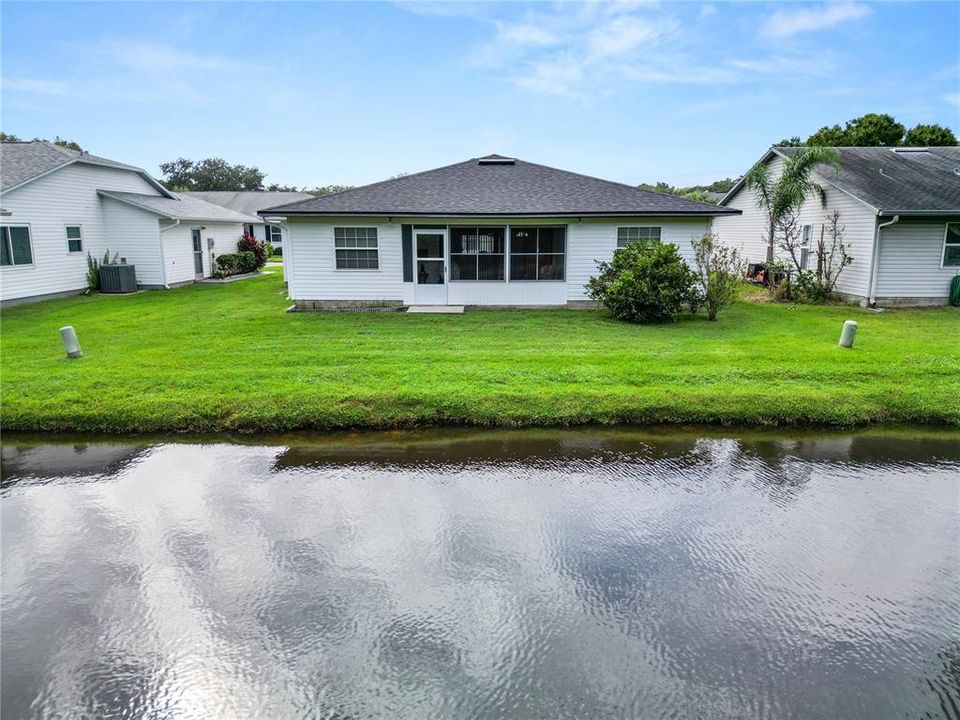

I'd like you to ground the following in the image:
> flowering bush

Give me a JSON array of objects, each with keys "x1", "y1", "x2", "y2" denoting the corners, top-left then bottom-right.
[{"x1": 236, "y1": 233, "x2": 267, "y2": 269}]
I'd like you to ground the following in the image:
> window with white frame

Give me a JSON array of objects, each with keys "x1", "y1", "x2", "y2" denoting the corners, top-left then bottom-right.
[
  {"x1": 450, "y1": 227, "x2": 505, "y2": 281},
  {"x1": 66, "y1": 225, "x2": 83, "y2": 253},
  {"x1": 268, "y1": 225, "x2": 282, "y2": 244},
  {"x1": 617, "y1": 226, "x2": 661, "y2": 248},
  {"x1": 800, "y1": 224, "x2": 812, "y2": 270},
  {"x1": 510, "y1": 226, "x2": 565, "y2": 280},
  {"x1": 1, "y1": 226, "x2": 33, "y2": 266},
  {"x1": 944, "y1": 223, "x2": 960, "y2": 267},
  {"x1": 334, "y1": 227, "x2": 378, "y2": 269}
]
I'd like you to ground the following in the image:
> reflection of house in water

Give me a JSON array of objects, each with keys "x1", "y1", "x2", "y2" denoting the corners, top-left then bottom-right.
[
  {"x1": 1, "y1": 443, "x2": 153, "y2": 486},
  {"x1": 272, "y1": 429, "x2": 960, "y2": 482}
]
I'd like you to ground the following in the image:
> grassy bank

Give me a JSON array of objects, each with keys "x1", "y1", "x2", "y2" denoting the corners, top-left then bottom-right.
[{"x1": 1, "y1": 271, "x2": 958, "y2": 432}]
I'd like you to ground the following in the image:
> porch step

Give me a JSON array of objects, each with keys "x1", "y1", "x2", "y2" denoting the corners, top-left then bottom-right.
[{"x1": 406, "y1": 305, "x2": 465, "y2": 314}]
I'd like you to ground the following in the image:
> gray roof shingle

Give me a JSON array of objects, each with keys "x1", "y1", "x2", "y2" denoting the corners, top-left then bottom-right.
[
  {"x1": 97, "y1": 191, "x2": 261, "y2": 223},
  {"x1": 184, "y1": 191, "x2": 315, "y2": 216},
  {"x1": 262, "y1": 155, "x2": 740, "y2": 217},
  {"x1": 725, "y1": 146, "x2": 960, "y2": 215},
  {"x1": 1, "y1": 141, "x2": 169, "y2": 195}
]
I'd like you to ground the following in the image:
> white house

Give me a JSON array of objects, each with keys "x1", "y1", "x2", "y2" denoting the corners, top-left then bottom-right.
[
  {"x1": 183, "y1": 191, "x2": 314, "y2": 250},
  {"x1": 0, "y1": 141, "x2": 261, "y2": 306},
  {"x1": 713, "y1": 146, "x2": 960, "y2": 306},
  {"x1": 261, "y1": 155, "x2": 740, "y2": 310}
]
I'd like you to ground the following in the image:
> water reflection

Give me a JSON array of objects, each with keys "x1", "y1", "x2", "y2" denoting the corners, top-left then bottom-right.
[{"x1": 2, "y1": 430, "x2": 959, "y2": 719}]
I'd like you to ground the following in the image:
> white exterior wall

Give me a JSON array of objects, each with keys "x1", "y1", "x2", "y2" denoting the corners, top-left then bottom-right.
[
  {"x1": 286, "y1": 216, "x2": 713, "y2": 306},
  {"x1": 713, "y1": 155, "x2": 880, "y2": 299},
  {"x1": 286, "y1": 219, "x2": 404, "y2": 302},
  {"x1": 566, "y1": 218, "x2": 711, "y2": 301},
  {"x1": 100, "y1": 199, "x2": 166, "y2": 286},
  {"x1": 162, "y1": 222, "x2": 245, "y2": 285},
  {"x1": 875, "y1": 220, "x2": 960, "y2": 302},
  {"x1": 1, "y1": 163, "x2": 161, "y2": 302}
]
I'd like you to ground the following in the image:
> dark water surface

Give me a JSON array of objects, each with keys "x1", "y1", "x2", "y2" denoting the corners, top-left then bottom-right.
[{"x1": 2, "y1": 429, "x2": 959, "y2": 719}]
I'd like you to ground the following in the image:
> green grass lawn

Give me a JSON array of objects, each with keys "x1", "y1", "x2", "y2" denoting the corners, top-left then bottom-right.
[{"x1": 2, "y1": 270, "x2": 958, "y2": 432}]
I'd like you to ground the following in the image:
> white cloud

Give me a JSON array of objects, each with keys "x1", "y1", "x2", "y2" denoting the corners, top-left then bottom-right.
[
  {"x1": 497, "y1": 22, "x2": 561, "y2": 47},
  {"x1": 762, "y1": 2, "x2": 872, "y2": 39},
  {"x1": 698, "y1": 4, "x2": 717, "y2": 20},
  {"x1": 586, "y1": 16, "x2": 678, "y2": 59},
  {"x1": 945, "y1": 93, "x2": 960, "y2": 108}
]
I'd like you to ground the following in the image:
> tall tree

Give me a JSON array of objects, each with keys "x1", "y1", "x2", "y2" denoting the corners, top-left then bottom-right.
[
  {"x1": 903, "y1": 123, "x2": 958, "y2": 147},
  {"x1": 158, "y1": 157, "x2": 266, "y2": 191},
  {"x1": 795, "y1": 113, "x2": 956, "y2": 147},
  {"x1": 745, "y1": 147, "x2": 841, "y2": 263}
]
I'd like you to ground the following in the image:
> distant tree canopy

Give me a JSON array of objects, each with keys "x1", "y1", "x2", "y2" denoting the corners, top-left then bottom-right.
[
  {"x1": 0, "y1": 131, "x2": 83, "y2": 151},
  {"x1": 638, "y1": 178, "x2": 736, "y2": 205},
  {"x1": 781, "y1": 113, "x2": 957, "y2": 148},
  {"x1": 159, "y1": 157, "x2": 266, "y2": 191}
]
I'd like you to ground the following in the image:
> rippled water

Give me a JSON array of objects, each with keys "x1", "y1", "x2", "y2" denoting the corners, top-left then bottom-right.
[{"x1": 2, "y1": 429, "x2": 959, "y2": 719}]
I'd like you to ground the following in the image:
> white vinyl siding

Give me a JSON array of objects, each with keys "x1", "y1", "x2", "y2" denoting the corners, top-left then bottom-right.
[
  {"x1": 285, "y1": 217, "x2": 714, "y2": 306},
  {"x1": 712, "y1": 154, "x2": 880, "y2": 300},
  {"x1": 287, "y1": 220, "x2": 402, "y2": 301},
  {"x1": 874, "y1": 221, "x2": 960, "y2": 301},
  {"x1": 162, "y1": 222, "x2": 244, "y2": 285},
  {"x1": 0, "y1": 162, "x2": 161, "y2": 302}
]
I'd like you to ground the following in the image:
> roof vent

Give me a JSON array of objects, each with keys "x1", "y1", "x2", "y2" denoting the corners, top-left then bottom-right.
[{"x1": 478, "y1": 156, "x2": 516, "y2": 165}]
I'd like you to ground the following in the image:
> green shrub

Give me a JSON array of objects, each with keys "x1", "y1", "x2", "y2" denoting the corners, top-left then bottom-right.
[
  {"x1": 216, "y1": 253, "x2": 240, "y2": 276},
  {"x1": 265, "y1": 242, "x2": 275, "y2": 258},
  {"x1": 272, "y1": 246, "x2": 282, "y2": 258},
  {"x1": 586, "y1": 241, "x2": 697, "y2": 323},
  {"x1": 236, "y1": 251, "x2": 258, "y2": 274},
  {"x1": 237, "y1": 233, "x2": 267, "y2": 270}
]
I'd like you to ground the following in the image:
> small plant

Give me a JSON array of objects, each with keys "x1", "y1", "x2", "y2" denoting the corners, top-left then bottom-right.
[
  {"x1": 264, "y1": 242, "x2": 275, "y2": 258},
  {"x1": 816, "y1": 209, "x2": 854, "y2": 294},
  {"x1": 272, "y1": 246, "x2": 283, "y2": 258},
  {"x1": 586, "y1": 241, "x2": 697, "y2": 323},
  {"x1": 237, "y1": 233, "x2": 267, "y2": 270},
  {"x1": 215, "y1": 251, "x2": 258, "y2": 277},
  {"x1": 691, "y1": 234, "x2": 745, "y2": 321}
]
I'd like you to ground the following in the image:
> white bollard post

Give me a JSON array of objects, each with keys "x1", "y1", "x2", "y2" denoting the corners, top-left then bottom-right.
[
  {"x1": 839, "y1": 320, "x2": 858, "y2": 349},
  {"x1": 60, "y1": 326, "x2": 82, "y2": 358}
]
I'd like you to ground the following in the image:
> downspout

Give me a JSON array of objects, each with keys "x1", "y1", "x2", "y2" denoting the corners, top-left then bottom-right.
[
  {"x1": 158, "y1": 218, "x2": 180, "y2": 289},
  {"x1": 868, "y1": 214, "x2": 899, "y2": 306}
]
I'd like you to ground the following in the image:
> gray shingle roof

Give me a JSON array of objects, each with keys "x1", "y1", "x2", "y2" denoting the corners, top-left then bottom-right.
[
  {"x1": 724, "y1": 146, "x2": 960, "y2": 215},
  {"x1": 97, "y1": 191, "x2": 261, "y2": 223},
  {"x1": 184, "y1": 191, "x2": 315, "y2": 216},
  {"x1": 1, "y1": 141, "x2": 170, "y2": 195},
  {"x1": 262, "y1": 155, "x2": 740, "y2": 217}
]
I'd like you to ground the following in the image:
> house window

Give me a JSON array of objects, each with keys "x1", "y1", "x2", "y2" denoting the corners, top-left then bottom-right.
[
  {"x1": 450, "y1": 227, "x2": 505, "y2": 281},
  {"x1": 268, "y1": 225, "x2": 283, "y2": 244},
  {"x1": 944, "y1": 223, "x2": 960, "y2": 267},
  {"x1": 510, "y1": 226, "x2": 565, "y2": 281},
  {"x1": 244, "y1": 224, "x2": 255, "y2": 236},
  {"x1": 800, "y1": 224, "x2": 812, "y2": 270},
  {"x1": 0, "y1": 226, "x2": 33, "y2": 266},
  {"x1": 66, "y1": 225, "x2": 83, "y2": 253},
  {"x1": 334, "y1": 227, "x2": 378, "y2": 269},
  {"x1": 617, "y1": 226, "x2": 661, "y2": 248}
]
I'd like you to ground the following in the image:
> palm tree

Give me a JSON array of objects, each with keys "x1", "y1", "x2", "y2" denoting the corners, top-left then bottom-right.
[{"x1": 745, "y1": 147, "x2": 841, "y2": 263}]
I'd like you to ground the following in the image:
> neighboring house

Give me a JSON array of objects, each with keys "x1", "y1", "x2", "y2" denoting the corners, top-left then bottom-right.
[
  {"x1": 261, "y1": 154, "x2": 739, "y2": 309},
  {"x1": 184, "y1": 191, "x2": 314, "y2": 250},
  {"x1": 714, "y1": 146, "x2": 960, "y2": 306},
  {"x1": 0, "y1": 142, "x2": 261, "y2": 306}
]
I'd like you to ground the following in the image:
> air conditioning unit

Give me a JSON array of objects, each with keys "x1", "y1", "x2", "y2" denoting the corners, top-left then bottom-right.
[{"x1": 99, "y1": 264, "x2": 137, "y2": 293}]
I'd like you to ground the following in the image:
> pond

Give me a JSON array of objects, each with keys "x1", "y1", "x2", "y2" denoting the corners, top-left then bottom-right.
[{"x1": 2, "y1": 429, "x2": 959, "y2": 719}]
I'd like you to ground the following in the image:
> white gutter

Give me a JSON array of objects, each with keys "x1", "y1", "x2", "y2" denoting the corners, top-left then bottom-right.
[
  {"x1": 868, "y1": 214, "x2": 899, "y2": 306},
  {"x1": 158, "y1": 219, "x2": 180, "y2": 288}
]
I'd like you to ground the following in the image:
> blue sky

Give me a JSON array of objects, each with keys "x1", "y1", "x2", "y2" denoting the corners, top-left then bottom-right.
[{"x1": 2, "y1": 1, "x2": 958, "y2": 188}]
